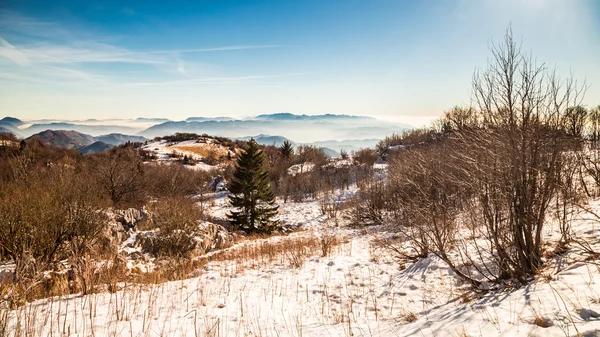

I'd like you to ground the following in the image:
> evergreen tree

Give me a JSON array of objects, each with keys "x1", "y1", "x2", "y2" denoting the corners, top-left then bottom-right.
[
  {"x1": 228, "y1": 139, "x2": 279, "y2": 233},
  {"x1": 279, "y1": 140, "x2": 294, "y2": 159}
]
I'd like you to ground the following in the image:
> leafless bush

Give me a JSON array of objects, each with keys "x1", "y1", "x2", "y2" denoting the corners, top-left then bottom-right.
[
  {"x1": 0, "y1": 164, "x2": 107, "y2": 282},
  {"x1": 141, "y1": 197, "x2": 204, "y2": 258},
  {"x1": 378, "y1": 28, "x2": 587, "y2": 287},
  {"x1": 347, "y1": 179, "x2": 387, "y2": 227},
  {"x1": 295, "y1": 145, "x2": 328, "y2": 167},
  {"x1": 92, "y1": 146, "x2": 146, "y2": 208},
  {"x1": 353, "y1": 148, "x2": 378, "y2": 167},
  {"x1": 144, "y1": 163, "x2": 213, "y2": 198}
]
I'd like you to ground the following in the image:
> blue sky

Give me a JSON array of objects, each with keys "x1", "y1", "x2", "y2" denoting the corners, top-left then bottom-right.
[{"x1": 1, "y1": 0, "x2": 599, "y2": 126}]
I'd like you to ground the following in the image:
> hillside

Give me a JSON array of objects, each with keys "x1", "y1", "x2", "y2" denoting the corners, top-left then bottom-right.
[
  {"x1": 77, "y1": 141, "x2": 113, "y2": 154},
  {"x1": 25, "y1": 130, "x2": 151, "y2": 153},
  {"x1": 95, "y1": 133, "x2": 147, "y2": 145},
  {"x1": 238, "y1": 134, "x2": 295, "y2": 147},
  {"x1": 27, "y1": 130, "x2": 95, "y2": 148},
  {"x1": 4, "y1": 182, "x2": 600, "y2": 336},
  {"x1": 0, "y1": 117, "x2": 24, "y2": 127},
  {"x1": 1, "y1": 114, "x2": 410, "y2": 144},
  {"x1": 0, "y1": 126, "x2": 19, "y2": 138},
  {"x1": 139, "y1": 113, "x2": 410, "y2": 142},
  {"x1": 23, "y1": 122, "x2": 141, "y2": 138},
  {"x1": 0, "y1": 117, "x2": 23, "y2": 137}
]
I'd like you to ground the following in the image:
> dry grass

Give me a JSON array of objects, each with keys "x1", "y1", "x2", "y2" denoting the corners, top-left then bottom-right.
[
  {"x1": 460, "y1": 293, "x2": 473, "y2": 304},
  {"x1": 540, "y1": 271, "x2": 554, "y2": 282},
  {"x1": 400, "y1": 311, "x2": 418, "y2": 323},
  {"x1": 207, "y1": 233, "x2": 346, "y2": 270},
  {"x1": 171, "y1": 145, "x2": 228, "y2": 158},
  {"x1": 532, "y1": 314, "x2": 552, "y2": 328},
  {"x1": 448, "y1": 327, "x2": 471, "y2": 337},
  {"x1": 1, "y1": 232, "x2": 346, "y2": 310}
]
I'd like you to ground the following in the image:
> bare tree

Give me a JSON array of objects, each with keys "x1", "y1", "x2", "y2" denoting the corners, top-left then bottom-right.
[
  {"x1": 468, "y1": 27, "x2": 585, "y2": 279},
  {"x1": 94, "y1": 147, "x2": 146, "y2": 208}
]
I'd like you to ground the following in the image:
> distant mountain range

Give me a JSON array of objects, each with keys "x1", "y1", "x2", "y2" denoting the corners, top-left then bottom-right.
[
  {"x1": 238, "y1": 134, "x2": 294, "y2": 147},
  {"x1": 26, "y1": 130, "x2": 148, "y2": 154},
  {"x1": 243, "y1": 135, "x2": 379, "y2": 154},
  {"x1": 253, "y1": 113, "x2": 374, "y2": 121},
  {"x1": 139, "y1": 114, "x2": 410, "y2": 142},
  {"x1": 0, "y1": 117, "x2": 23, "y2": 137},
  {"x1": 28, "y1": 130, "x2": 95, "y2": 148},
  {"x1": 2, "y1": 113, "x2": 411, "y2": 145},
  {"x1": 1, "y1": 117, "x2": 24, "y2": 127},
  {"x1": 95, "y1": 133, "x2": 147, "y2": 146},
  {"x1": 77, "y1": 141, "x2": 113, "y2": 155},
  {"x1": 24, "y1": 123, "x2": 141, "y2": 137}
]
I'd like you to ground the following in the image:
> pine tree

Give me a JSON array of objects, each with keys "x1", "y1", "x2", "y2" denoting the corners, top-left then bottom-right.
[
  {"x1": 228, "y1": 139, "x2": 279, "y2": 233},
  {"x1": 279, "y1": 140, "x2": 294, "y2": 159}
]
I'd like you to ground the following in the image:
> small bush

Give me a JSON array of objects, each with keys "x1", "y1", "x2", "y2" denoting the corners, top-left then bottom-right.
[{"x1": 143, "y1": 197, "x2": 204, "y2": 258}]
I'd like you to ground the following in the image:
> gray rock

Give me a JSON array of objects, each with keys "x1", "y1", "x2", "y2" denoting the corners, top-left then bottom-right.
[
  {"x1": 577, "y1": 308, "x2": 600, "y2": 321},
  {"x1": 115, "y1": 208, "x2": 149, "y2": 231}
]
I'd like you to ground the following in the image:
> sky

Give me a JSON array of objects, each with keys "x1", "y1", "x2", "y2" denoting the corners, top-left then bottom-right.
[{"x1": 0, "y1": 0, "x2": 599, "y2": 127}]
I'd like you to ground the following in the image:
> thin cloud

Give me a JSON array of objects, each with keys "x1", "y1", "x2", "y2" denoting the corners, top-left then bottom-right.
[
  {"x1": 127, "y1": 73, "x2": 306, "y2": 87},
  {"x1": 177, "y1": 60, "x2": 186, "y2": 74},
  {"x1": 136, "y1": 45, "x2": 282, "y2": 55},
  {"x1": 0, "y1": 8, "x2": 300, "y2": 101},
  {"x1": 0, "y1": 9, "x2": 71, "y2": 39}
]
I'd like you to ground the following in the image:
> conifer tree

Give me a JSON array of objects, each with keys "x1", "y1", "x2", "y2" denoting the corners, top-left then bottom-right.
[
  {"x1": 279, "y1": 140, "x2": 294, "y2": 159},
  {"x1": 228, "y1": 139, "x2": 279, "y2": 233}
]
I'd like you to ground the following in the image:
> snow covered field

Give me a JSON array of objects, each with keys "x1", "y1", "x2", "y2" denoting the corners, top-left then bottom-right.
[{"x1": 3, "y1": 188, "x2": 600, "y2": 336}]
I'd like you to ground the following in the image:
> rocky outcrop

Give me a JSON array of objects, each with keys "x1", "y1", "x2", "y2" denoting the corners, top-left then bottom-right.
[
  {"x1": 102, "y1": 221, "x2": 127, "y2": 247},
  {"x1": 115, "y1": 208, "x2": 149, "y2": 231},
  {"x1": 209, "y1": 175, "x2": 227, "y2": 192},
  {"x1": 134, "y1": 221, "x2": 234, "y2": 257},
  {"x1": 193, "y1": 222, "x2": 234, "y2": 255}
]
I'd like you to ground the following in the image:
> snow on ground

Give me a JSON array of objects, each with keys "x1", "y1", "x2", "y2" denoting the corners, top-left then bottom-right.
[
  {"x1": 142, "y1": 140, "x2": 223, "y2": 171},
  {"x1": 0, "y1": 262, "x2": 14, "y2": 281},
  {"x1": 4, "y1": 230, "x2": 466, "y2": 337},
  {"x1": 206, "y1": 186, "x2": 359, "y2": 230},
  {"x1": 287, "y1": 162, "x2": 315, "y2": 176},
  {"x1": 4, "y1": 187, "x2": 600, "y2": 336},
  {"x1": 398, "y1": 261, "x2": 600, "y2": 336}
]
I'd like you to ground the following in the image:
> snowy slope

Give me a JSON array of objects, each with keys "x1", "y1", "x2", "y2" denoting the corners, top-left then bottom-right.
[{"x1": 4, "y1": 189, "x2": 600, "y2": 336}]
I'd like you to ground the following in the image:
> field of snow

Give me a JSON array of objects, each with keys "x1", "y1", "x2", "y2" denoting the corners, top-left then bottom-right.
[
  {"x1": 142, "y1": 139, "x2": 225, "y2": 171},
  {"x1": 3, "y1": 188, "x2": 600, "y2": 336}
]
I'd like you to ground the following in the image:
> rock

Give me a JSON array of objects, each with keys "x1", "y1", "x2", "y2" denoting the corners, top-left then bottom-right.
[
  {"x1": 209, "y1": 175, "x2": 227, "y2": 192},
  {"x1": 115, "y1": 207, "x2": 149, "y2": 231},
  {"x1": 135, "y1": 231, "x2": 160, "y2": 256},
  {"x1": 134, "y1": 222, "x2": 234, "y2": 258},
  {"x1": 192, "y1": 222, "x2": 234, "y2": 256},
  {"x1": 101, "y1": 221, "x2": 127, "y2": 248},
  {"x1": 577, "y1": 308, "x2": 600, "y2": 321}
]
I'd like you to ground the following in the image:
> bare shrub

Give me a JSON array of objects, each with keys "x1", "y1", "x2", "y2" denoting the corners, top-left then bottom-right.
[
  {"x1": 347, "y1": 179, "x2": 387, "y2": 227},
  {"x1": 142, "y1": 197, "x2": 204, "y2": 258},
  {"x1": 144, "y1": 163, "x2": 213, "y2": 198},
  {"x1": 379, "y1": 28, "x2": 587, "y2": 287},
  {"x1": 0, "y1": 164, "x2": 107, "y2": 283},
  {"x1": 353, "y1": 148, "x2": 378, "y2": 167},
  {"x1": 92, "y1": 146, "x2": 146, "y2": 208},
  {"x1": 295, "y1": 145, "x2": 328, "y2": 167}
]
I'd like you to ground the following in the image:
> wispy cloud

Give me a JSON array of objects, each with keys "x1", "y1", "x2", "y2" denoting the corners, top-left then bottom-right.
[
  {"x1": 0, "y1": 10, "x2": 288, "y2": 88},
  {"x1": 0, "y1": 10, "x2": 71, "y2": 39},
  {"x1": 0, "y1": 38, "x2": 279, "y2": 66},
  {"x1": 127, "y1": 73, "x2": 306, "y2": 87}
]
